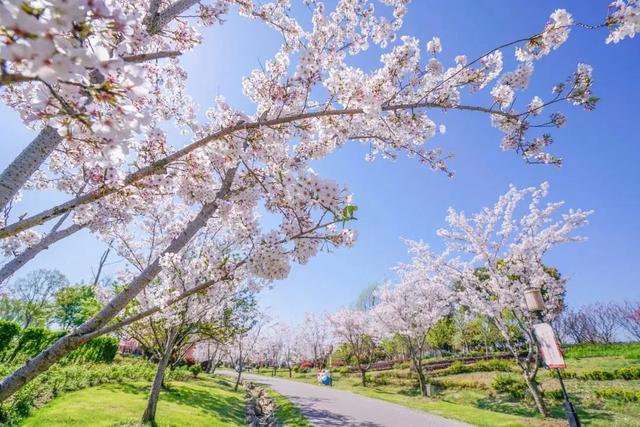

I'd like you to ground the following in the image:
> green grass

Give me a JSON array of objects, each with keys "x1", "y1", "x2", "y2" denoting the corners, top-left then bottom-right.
[
  {"x1": 20, "y1": 377, "x2": 246, "y2": 427},
  {"x1": 564, "y1": 343, "x2": 640, "y2": 359},
  {"x1": 265, "y1": 389, "x2": 310, "y2": 427}
]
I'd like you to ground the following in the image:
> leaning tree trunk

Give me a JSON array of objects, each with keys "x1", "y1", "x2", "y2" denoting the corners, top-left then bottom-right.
[
  {"x1": 142, "y1": 330, "x2": 176, "y2": 424},
  {"x1": 0, "y1": 126, "x2": 62, "y2": 212},
  {"x1": 0, "y1": 1, "x2": 202, "y2": 214},
  {"x1": 0, "y1": 222, "x2": 84, "y2": 284},
  {"x1": 234, "y1": 362, "x2": 243, "y2": 391},
  {"x1": 360, "y1": 368, "x2": 367, "y2": 387},
  {"x1": 523, "y1": 372, "x2": 548, "y2": 417},
  {"x1": 0, "y1": 192, "x2": 232, "y2": 403}
]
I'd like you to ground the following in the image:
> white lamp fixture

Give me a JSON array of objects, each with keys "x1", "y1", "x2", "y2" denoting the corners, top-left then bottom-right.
[{"x1": 524, "y1": 288, "x2": 545, "y2": 312}]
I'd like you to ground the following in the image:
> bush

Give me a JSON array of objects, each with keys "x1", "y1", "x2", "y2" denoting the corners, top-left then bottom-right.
[
  {"x1": 393, "y1": 361, "x2": 411, "y2": 370},
  {"x1": 7, "y1": 328, "x2": 66, "y2": 362},
  {"x1": 370, "y1": 374, "x2": 390, "y2": 386},
  {"x1": 545, "y1": 389, "x2": 565, "y2": 400},
  {"x1": 433, "y1": 359, "x2": 513, "y2": 377},
  {"x1": 595, "y1": 388, "x2": 640, "y2": 402},
  {"x1": 64, "y1": 336, "x2": 118, "y2": 364},
  {"x1": 0, "y1": 320, "x2": 21, "y2": 357},
  {"x1": 492, "y1": 374, "x2": 527, "y2": 399},
  {"x1": 0, "y1": 358, "x2": 157, "y2": 425},
  {"x1": 555, "y1": 367, "x2": 640, "y2": 381},
  {"x1": 189, "y1": 364, "x2": 203, "y2": 378}
]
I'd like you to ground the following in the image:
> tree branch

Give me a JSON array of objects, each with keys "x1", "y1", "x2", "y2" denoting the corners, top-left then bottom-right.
[{"x1": 0, "y1": 102, "x2": 514, "y2": 239}]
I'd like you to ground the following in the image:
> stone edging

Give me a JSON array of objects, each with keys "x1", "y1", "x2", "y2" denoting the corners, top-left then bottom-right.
[{"x1": 244, "y1": 381, "x2": 278, "y2": 427}]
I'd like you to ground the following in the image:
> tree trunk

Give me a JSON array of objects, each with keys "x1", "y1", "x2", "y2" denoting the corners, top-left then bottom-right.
[
  {"x1": 234, "y1": 363, "x2": 243, "y2": 391},
  {"x1": 142, "y1": 331, "x2": 176, "y2": 424},
  {"x1": 523, "y1": 373, "x2": 548, "y2": 417},
  {"x1": 360, "y1": 368, "x2": 367, "y2": 387},
  {"x1": 414, "y1": 358, "x2": 428, "y2": 397},
  {"x1": 0, "y1": 126, "x2": 62, "y2": 212},
  {"x1": 288, "y1": 367, "x2": 292, "y2": 378},
  {"x1": 0, "y1": 192, "x2": 232, "y2": 403},
  {"x1": 0, "y1": 223, "x2": 84, "y2": 284}
]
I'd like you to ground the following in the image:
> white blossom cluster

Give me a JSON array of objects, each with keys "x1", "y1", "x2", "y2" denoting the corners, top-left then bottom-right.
[{"x1": 606, "y1": 0, "x2": 640, "y2": 43}]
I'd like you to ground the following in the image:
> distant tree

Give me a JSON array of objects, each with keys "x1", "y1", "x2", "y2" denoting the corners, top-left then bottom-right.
[
  {"x1": 6, "y1": 269, "x2": 68, "y2": 328},
  {"x1": 586, "y1": 303, "x2": 619, "y2": 344},
  {"x1": 328, "y1": 309, "x2": 379, "y2": 387},
  {"x1": 299, "y1": 313, "x2": 332, "y2": 368},
  {"x1": 373, "y1": 274, "x2": 451, "y2": 396},
  {"x1": 427, "y1": 317, "x2": 456, "y2": 353},
  {"x1": 616, "y1": 301, "x2": 640, "y2": 341},
  {"x1": 52, "y1": 285, "x2": 101, "y2": 330},
  {"x1": 558, "y1": 303, "x2": 619, "y2": 344},
  {"x1": 0, "y1": 297, "x2": 24, "y2": 325}
]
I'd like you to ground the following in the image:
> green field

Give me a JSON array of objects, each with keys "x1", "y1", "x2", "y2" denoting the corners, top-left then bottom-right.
[{"x1": 19, "y1": 377, "x2": 246, "y2": 427}]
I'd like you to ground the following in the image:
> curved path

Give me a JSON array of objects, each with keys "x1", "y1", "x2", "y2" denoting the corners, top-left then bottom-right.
[{"x1": 225, "y1": 371, "x2": 472, "y2": 427}]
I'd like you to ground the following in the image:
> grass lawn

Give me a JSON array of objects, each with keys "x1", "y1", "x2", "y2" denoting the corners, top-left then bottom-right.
[
  {"x1": 264, "y1": 388, "x2": 310, "y2": 427},
  {"x1": 20, "y1": 376, "x2": 246, "y2": 427}
]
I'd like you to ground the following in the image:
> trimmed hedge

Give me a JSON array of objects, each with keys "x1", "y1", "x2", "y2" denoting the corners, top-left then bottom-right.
[
  {"x1": 5, "y1": 327, "x2": 66, "y2": 362},
  {"x1": 433, "y1": 359, "x2": 513, "y2": 377},
  {"x1": 1, "y1": 326, "x2": 117, "y2": 364},
  {"x1": 555, "y1": 367, "x2": 640, "y2": 381},
  {"x1": 64, "y1": 336, "x2": 118, "y2": 364},
  {"x1": 0, "y1": 320, "x2": 20, "y2": 355},
  {"x1": 594, "y1": 388, "x2": 640, "y2": 402}
]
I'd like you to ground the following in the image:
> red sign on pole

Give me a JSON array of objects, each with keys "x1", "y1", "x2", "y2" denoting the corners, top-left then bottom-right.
[{"x1": 533, "y1": 323, "x2": 566, "y2": 369}]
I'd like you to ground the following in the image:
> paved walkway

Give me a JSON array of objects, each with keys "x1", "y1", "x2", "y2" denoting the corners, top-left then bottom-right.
[{"x1": 221, "y1": 371, "x2": 472, "y2": 427}]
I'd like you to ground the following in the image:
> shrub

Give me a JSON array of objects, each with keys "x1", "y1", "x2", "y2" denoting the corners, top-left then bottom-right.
[
  {"x1": 393, "y1": 361, "x2": 411, "y2": 370},
  {"x1": 545, "y1": 389, "x2": 565, "y2": 400},
  {"x1": 555, "y1": 367, "x2": 640, "y2": 381},
  {"x1": 0, "y1": 358, "x2": 157, "y2": 425},
  {"x1": 64, "y1": 336, "x2": 118, "y2": 364},
  {"x1": 492, "y1": 374, "x2": 527, "y2": 399},
  {"x1": 7, "y1": 327, "x2": 66, "y2": 362},
  {"x1": 0, "y1": 320, "x2": 21, "y2": 357},
  {"x1": 189, "y1": 364, "x2": 203, "y2": 378},
  {"x1": 299, "y1": 361, "x2": 314, "y2": 369},
  {"x1": 371, "y1": 374, "x2": 390, "y2": 386},
  {"x1": 595, "y1": 388, "x2": 640, "y2": 402},
  {"x1": 433, "y1": 359, "x2": 513, "y2": 377}
]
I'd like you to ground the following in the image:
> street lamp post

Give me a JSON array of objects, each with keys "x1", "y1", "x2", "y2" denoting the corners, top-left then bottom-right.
[{"x1": 524, "y1": 288, "x2": 581, "y2": 427}]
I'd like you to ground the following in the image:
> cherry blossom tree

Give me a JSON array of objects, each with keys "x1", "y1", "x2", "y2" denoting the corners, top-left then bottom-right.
[
  {"x1": 372, "y1": 275, "x2": 452, "y2": 396},
  {"x1": 0, "y1": 0, "x2": 636, "y2": 403},
  {"x1": 225, "y1": 319, "x2": 263, "y2": 391},
  {"x1": 399, "y1": 182, "x2": 591, "y2": 416},
  {"x1": 298, "y1": 312, "x2": 333, "y2": 368},
  {"x1": 255, "y1": 324, "x2": 285, "y2": 376},
  {"x1": 328, "y1": 308, "x2": 379, "y2": 386},
  {"x1": 279, "y1": 324, "x2": 303, "y2": 378}
]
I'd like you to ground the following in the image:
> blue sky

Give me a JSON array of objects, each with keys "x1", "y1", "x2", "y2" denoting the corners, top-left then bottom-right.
[{"x1": 1, "y1": 1, "x2": 638, "y2": 324}]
